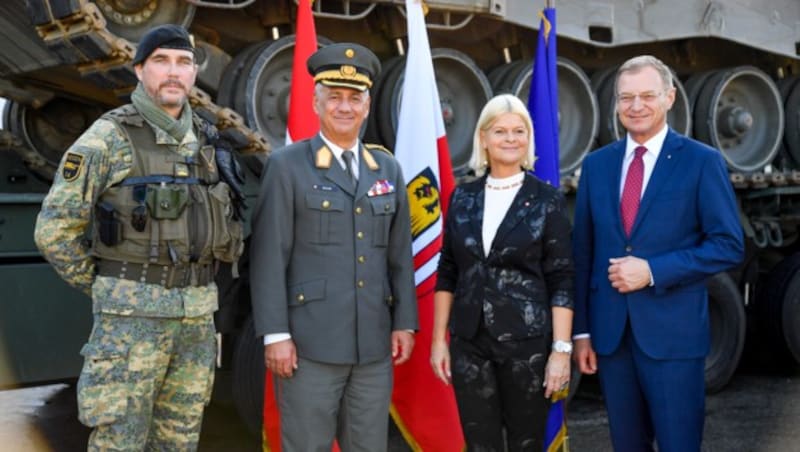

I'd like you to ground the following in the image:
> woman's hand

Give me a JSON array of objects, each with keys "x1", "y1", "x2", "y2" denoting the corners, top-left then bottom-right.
[
  {"x1": 544, "y1": 352, "x2": 571, "y2": 398},
  {"x1": 430, "y1": 339, "x2": 452, "y2": 385}
]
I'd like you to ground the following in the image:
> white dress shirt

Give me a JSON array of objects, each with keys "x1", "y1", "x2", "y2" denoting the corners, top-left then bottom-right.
[
  {"x1": 482, "y1": 172, "x2": 525, "y2": 257},
  {"x1": 618, "y1": 124, "x2": 668, "y2": 200}
]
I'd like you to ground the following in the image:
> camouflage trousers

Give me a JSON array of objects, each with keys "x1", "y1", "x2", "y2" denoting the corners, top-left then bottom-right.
[{"x1": 77, "y1": 313, "x2": 216, "y2": 451}]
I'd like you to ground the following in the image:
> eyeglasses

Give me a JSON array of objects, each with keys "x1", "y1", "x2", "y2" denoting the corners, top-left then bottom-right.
[{"x1": 616, "y1": 91, "x2": 663, "y2": 106}]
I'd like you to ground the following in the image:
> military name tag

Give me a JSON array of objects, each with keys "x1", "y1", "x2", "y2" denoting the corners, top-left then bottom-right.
[
  {"x1": 312, "y1": 184, "x2": 338, "y2": 192},
  {"x1": 62, "y1": 152, "x2": 84, "y2": 182}
]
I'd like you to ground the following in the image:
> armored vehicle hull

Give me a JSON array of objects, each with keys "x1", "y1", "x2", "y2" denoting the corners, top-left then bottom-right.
[{"x1": 2, "y1": 0, "x2": 800, "y2": 437}]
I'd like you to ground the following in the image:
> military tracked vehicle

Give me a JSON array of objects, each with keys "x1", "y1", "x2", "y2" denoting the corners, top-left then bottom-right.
[{"x1": 1, "y1": 0, "x2": 800, "y2": 435}]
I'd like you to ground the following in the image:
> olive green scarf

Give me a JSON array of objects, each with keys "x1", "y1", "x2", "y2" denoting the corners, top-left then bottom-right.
[{"x1": 131, "y1": 83, "x2": 193, "y2": 142}]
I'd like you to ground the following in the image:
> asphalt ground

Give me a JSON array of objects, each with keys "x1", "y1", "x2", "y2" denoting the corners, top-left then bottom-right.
[{"x1": 1, "y1": 366, "x2": 799, "y2": 451}]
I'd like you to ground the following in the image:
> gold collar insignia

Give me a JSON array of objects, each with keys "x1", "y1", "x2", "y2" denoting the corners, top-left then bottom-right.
[{"x1": 315, "y1": 145, "x2": 333, "y2": 168}]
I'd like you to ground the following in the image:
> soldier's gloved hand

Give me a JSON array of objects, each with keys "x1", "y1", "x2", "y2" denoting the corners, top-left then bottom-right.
[{"x1": 214, "y1": 137, "x2": 247, "y2": 221}]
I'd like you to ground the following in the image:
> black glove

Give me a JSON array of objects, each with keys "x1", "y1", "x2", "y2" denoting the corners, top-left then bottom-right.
[{"x1": 214, "y1": 137, "x2": 247, "y2": 221}]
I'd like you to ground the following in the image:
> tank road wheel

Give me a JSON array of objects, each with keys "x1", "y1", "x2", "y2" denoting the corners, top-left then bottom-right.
[
  {"x1": 693, "y1": 67, "x2": 784, "y2": 172},
  {"x1": 705, "y1": 272, "x2": 746, "y2": 393},
  {"x1": 756, "y1": 253, "x2": 800, "y2": 366},
  {"x1": 232, "y1": 315, "x2": 265, "y2": 436},
  {"x1": 377, "y1": 48, "x2": 492, "y2": 175},
  {"x1": 215, "y1": 41, "x2": 271, "y2": 177},
  {"x1": 217, "y1": 41, "x2": 268, "y2": 113},
  {"x1": 3, "y1": 98, "x2": 104, "y2": 181},
  {"x1": 492, "y1": 58, "x2": 598, "y2": 176},
  {"x1": 364, "y1": 56, "x2": 404, "y2": 144},
  {"x1": 594, "y1": 65, "x2": 691, "y2": 145},
  {"x1": 239, "y1": 35, "x2": 332, "y2": 151},
  {"x1": 591, "y1": 66, "x2": 618, "y2": 146},
  {"x1": 92, "y1": 0, "x2": 195, "y2": 42},
  {"x1": 781, "y1": 77, "x2": 800, "y2": 169},
  {"x1": 487, "y1": 60, "x2": 526, "y2": 91}
]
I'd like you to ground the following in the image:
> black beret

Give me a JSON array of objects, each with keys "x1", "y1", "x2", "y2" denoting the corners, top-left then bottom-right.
[
  {"x1": 132, "y1": 24, "x2": 195, "y2": 66},
  {"x1": 307, "y1": 43, "x2": 380, "y2": 92}
]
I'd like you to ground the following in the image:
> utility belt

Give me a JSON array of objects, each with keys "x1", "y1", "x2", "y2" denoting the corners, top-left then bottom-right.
[{"x1": 97, "y1": 259, "x2": 217, "y2": 289}]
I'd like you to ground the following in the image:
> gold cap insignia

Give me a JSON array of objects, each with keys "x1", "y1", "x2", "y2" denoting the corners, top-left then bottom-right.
[
  {"x1": 340, "y1": 65, "x2": 357, "y2": 77},
  {"x1": 345, "y1": 48, "x2": 355, "y2": 58}
]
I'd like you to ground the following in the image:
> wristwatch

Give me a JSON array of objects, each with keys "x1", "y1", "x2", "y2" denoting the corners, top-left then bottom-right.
[{"x1": 552, "y1": 340, "x2": 573, "y2": 354}]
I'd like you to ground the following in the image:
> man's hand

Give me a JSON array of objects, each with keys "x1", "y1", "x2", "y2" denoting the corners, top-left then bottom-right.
[
  {"x1": 391, "y1": 330, "x2": 415, "y2": 365},
  {"x1": 608, "y1": 256, "x2": 651, "y2": 293},
  {"x1": 430, "y1": 339, "x2": 451, "y2": 385},
  {"x1": 573, "y1": 338, "x2": 597, "y2": 375},
  {"x1": 265, "y1": 339, "x2": 297, "y2": 378}
]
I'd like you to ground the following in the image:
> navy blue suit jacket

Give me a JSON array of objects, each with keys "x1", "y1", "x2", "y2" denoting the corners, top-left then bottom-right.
[{"x1": 572, "y1": 129, "x2": 744, "y2": 359}]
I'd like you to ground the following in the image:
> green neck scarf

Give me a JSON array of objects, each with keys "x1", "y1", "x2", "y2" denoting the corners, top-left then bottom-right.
[{"x1": 131, "y1": 83, "x2": 193, "y2": 142}]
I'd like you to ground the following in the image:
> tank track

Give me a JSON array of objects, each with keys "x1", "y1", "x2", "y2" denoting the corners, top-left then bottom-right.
[{"x1": 27, "y1": 0, "x2": 270, "y2": 156}]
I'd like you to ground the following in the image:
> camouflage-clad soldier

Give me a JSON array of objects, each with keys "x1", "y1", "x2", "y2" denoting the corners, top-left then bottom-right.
[{"x1": 34, "y1": 24, "x2": 243, "y2": 451}]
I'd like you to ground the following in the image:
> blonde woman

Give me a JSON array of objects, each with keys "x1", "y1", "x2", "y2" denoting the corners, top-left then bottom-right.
[{"x1": 430, "y1": 94, "x2": 574, "y2": 451}]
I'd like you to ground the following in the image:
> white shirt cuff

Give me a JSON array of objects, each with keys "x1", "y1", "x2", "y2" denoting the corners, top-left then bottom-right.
[
  {"x1": 264, "y1": 333, "x2": 291, "y2": 345},
  {"x1": 573, "y1": 333, "x2": 591, "y2": 340}
]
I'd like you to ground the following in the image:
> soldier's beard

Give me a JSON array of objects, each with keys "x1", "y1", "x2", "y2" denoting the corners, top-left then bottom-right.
[
  {"x1": 156, "y1": 93, "x2": 186, "y2": 108},
  {"x1": 156, "y1": 81, "x2": 188, "y2": 108}
]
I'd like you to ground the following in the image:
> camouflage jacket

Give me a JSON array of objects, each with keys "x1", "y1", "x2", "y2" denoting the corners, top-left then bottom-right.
[{"x1": 34, "y1": 115, "x2": 218, "y2": 318}]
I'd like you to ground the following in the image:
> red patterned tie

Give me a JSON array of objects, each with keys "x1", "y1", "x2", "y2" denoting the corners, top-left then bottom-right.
[{"x1": 620, "y1": 146, "x2": 647, "y2": 236}]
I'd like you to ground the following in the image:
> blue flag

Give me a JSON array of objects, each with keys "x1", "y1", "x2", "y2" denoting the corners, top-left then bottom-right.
[
  {"x1": 534, "y1": 11, "x2": 568, "y2": 451},
  {"x1": 529, "y1": 7, "x2": 560, "y2": 187},
  {"x1": 544, "y1": 387, "x2": 569, "y2": 451}
]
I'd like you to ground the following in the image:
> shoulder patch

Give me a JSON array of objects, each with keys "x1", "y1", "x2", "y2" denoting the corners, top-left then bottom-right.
[
  {"x1": 62, "y1": 152, "x2": 84, "y2": 182},
  {"x1": 364, "y1": 143, "x2": 392, "y2": 155}
]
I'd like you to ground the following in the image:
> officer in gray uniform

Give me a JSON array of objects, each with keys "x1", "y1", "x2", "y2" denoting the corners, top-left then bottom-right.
[
  {"x1": 250, "y1": 43, "x2": 418, "y2": 452},
  {"x1": 34, "y1": 24, "x2": 243, "y2": 451}
]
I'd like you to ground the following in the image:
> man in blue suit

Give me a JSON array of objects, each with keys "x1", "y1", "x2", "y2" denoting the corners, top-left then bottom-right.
[{"x1": 572, "y1": 55, "x2": 744, "y2": 451}]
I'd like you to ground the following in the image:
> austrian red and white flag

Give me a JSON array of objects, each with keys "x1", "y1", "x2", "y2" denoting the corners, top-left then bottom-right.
[
  {"x1": 390, "y1": 0, "x2": 463, "y2": 450},
  {"x1": 285, "y1": 0, "x2": 319, "y2": 144}
]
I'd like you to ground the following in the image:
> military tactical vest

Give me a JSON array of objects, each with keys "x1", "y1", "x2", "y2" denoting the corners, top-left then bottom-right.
[{"x1": 92, "y1": 105, "x2": 243, "y2": 285}]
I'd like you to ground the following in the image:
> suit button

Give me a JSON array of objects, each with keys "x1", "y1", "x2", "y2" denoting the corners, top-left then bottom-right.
[
  {"x1": 625, "y1": 245, "x2": 633, "y2": 253},
  {"x1": 357, "y1": 280, "x2": 365, "y2": 288},
  {"x1": 355, "y1": 206, "x2": 363, "y2": 214},
  {"x1": 357, "y1": 231, "x2": 364, "y2": 239},
  {"x1": 358, "y1": 255, "x2": 366, "y2": 263},
  {"x1": 296, "y1": 294, "x2": 305, "y2": 303},
  {"x1": 321, "y1": 200, "x2": 331, "y2": 209},
  {"x1": 384, "y1": 203, "x2": 391, "y2": 212}
]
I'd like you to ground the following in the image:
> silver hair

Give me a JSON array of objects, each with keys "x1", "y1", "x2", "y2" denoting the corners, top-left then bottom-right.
[{"x1": 616, "y1": 55, "x2": 674, "y2": 94}]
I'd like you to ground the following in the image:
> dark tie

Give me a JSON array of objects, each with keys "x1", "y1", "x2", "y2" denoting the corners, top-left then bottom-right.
[
  {"x1": 620, "y1": 146, "x2": 647, "y2": 236},
  {"x1": 342, "y1": 150, "x2": 357, "y2": 187}
]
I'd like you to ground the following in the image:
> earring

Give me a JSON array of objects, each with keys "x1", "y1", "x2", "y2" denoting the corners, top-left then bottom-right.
[{"x1": 482, "y1": 160, "x2": 488, "y2": 168}]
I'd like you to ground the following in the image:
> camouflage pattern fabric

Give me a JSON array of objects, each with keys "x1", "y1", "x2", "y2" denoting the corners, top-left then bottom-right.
[
  {"x1": 78, "y1": 313, "x2": 216, "y2": 451},
  {"x1": 34, "y1": 117, "x2": 218, "y2": 316},
  {"x1": 34, "y1": 112, "x2": 221, "y2": 450}
]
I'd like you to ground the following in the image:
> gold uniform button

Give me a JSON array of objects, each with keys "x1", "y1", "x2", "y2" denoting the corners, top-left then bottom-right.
[
  {"x1": 355, "y1": 206, "x2": 363, "y2": 214},
  {"x1": 358, "y1": 255, "x2": 366, "y2": 263},
  {"x1": 322, "y1": 200, "x2": 331, "y2": 209},
  {"x1": 357, "y1": 231, "x2": 364, "y2": 239},
  {"x1": 296, "y1": 294, "x2": 305, "y2": 302},
  {"x1": 357, "y1": 280, "x2": 365, "y2": 288}
]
